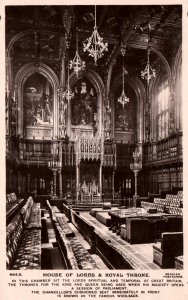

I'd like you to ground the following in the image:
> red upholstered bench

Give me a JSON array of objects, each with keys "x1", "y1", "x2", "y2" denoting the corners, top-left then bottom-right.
[
  {"x1": 6, "y1": 197, "x2": 41, "y2": 270},
  {"x1": 69, "y1": 237, "x2": 99, "y2": 270},
  {"x1": 6, "y1": 213, "x2": 41, "y2": 270},
  {"x1": 6, "y1": 193, "x2": 25, "y2": 224},
  {"x1": 56, "y1": 215, "x2": 75, "y2": 238},
  {"x1": 54, "y1": 223, "x2": 79, "y2": 270},
  {"x1": 12, "y1": 229, "x2": 41, "y2": 270},
  {"x1": 55, "y1": 221, "x2": 98, "y2": 270}
]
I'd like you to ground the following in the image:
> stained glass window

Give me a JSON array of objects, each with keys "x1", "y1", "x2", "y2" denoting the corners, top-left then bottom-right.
[{"x1": 157, "y1": 80, "x2": 169, "y2": 139}]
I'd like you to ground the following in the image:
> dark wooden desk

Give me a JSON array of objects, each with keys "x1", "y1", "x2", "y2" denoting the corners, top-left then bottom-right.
[
  {"x1": 108, "y1": 208, "x2": 169, "y2": 236},
  {"x1": 108, "y1": 208, "x2": 140, "y2": 234}
]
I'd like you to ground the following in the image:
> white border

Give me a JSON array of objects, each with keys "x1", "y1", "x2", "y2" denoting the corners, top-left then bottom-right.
[{"x1": 0, "y1": 1, "x2": 188, "y2": 300}]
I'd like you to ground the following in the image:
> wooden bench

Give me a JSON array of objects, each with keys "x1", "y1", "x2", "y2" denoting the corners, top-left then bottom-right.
[
  {"x1": 175, "y1": 255, "x2": 183, "y2": 269},
  {"x1": 95, "y1": 211, "x2": 111, "y2": 227},
  {"x1": 153, "y1": 232, "x2": 183, "y2": 268}
]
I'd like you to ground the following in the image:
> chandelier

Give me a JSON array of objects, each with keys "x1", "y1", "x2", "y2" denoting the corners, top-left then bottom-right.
[
  {"x1": 141, "y1": 35, "x2": 156, "y2": 84},
  {"x1": 63, "y1": 60, "x2": 74, "y2": 102},
  {"x1": 83, "y1": 5, "x2": 108, "y2": 65},
  {"x1": 117, "y1": 48, "x2": 129, "y2": 108},
  {"x1": 70, "y1": 28, "x2": 85, "y2": 77}
]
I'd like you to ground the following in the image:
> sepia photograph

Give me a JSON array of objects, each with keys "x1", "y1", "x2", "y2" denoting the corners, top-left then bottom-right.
[
  {"x1": 2, "y1": 1, "x2": 188, "y2": 299},
  {"x1": 5, "y1": 2, "x2": 184, "y2": 271},
  {"x1": 0, "y1": 0, "x2": 188, "y2": 300}
]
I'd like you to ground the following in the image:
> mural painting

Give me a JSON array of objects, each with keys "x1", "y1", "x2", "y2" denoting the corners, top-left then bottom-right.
[
  {"x1": 114, "y1": 82, "x2": 137, "y2": 132},
  {"x1": 23, "y1": 73, "x2": 53, "y2": 127},
  {"x1": 71, "y1": 78, "x2": 97, "y2": 126}
]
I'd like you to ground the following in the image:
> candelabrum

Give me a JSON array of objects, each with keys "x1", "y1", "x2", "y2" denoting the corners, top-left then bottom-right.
[
  {"x1": 62, "y1": 68, "x2": 74, "y2": 102},
  {"x1": 141, "y1": 46, "x2": 156, "y2": 85},
  {"x1": 117, "y1": 47, "x2": 129, "y2": 108},
  {"x1": 48, "y1": 160, "x2": 62, "y2": 198},
  {"x1": 70, "y1": 28, "x2": 85, "y2": 77},
  {"x1": 130, "y1": 149, "x2": 142, "y2": 207},
  {"x1": 83, "y1": 6, "x2": 108, "y2": 65}
]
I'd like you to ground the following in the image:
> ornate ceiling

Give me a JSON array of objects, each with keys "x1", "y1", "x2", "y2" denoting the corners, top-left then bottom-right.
[{"x1": 6, "y1": 5, "x2": 182, "y2": 83}]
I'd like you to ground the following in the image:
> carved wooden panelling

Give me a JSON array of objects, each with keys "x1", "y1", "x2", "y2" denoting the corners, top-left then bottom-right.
[{"x1": 26, "y1": 127, "x2": 52, "y2": 139}]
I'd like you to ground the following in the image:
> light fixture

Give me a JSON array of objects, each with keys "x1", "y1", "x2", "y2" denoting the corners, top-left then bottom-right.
[
  {"x1": 83, "y1": 5, "x2": 108, "y2": 65},
  {"x1": 130, "y1": 147, "x2": 142, "y2": 207},
  {"x1": 70, "y1": 27, "x2": 85, "y2": 77},
  {"x1": 141, "y1": 24, "x2": 156, "y2": 84},
  {"x1": 117, "y1": 48, "x2": 129, "y2": 108},
  {"x1": 62, "y1": 59, "x2": 74, "y2": 102},
  {"x1": 141, "y1": 46, "x2": 156, "y2": 84}
]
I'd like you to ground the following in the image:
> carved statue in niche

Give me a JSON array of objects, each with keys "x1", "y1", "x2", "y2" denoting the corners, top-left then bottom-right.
[
  {"x1": 34, "y1": 103, "x2": 43, "y2": 125},
  {"x1": 104, "y1": 110, "x2": 112, "y2": 140},
  {"x1": 104, "y1": 93, "x2": 112, "y2": 140},
  {"x1": 59, "y1": 94, "x2": 67, "y2": 126},
  {"x1": 59, "y1": 126, "x2": 66, "y2": 138},
  {"x1": 23, "y1": 73, "x2": 53, "y2": 127},
  {"x1": 43, "y1": 93, "x2": 52, "y2": 122},
  {"x1": 71, "y1": 79, "x2": 97, "y2": 126}
]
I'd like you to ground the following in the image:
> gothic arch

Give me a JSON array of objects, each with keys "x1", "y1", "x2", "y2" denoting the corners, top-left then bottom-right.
[
  {"x1": 149, "y1": 47, "x2": 173, "y2": 141},
  {"x1": 14, "y1": 62, "x2": 60, "y2": 137},
  {"x1": 106, "y1": 45, "x2": 171, "y2": 97},
  {"x1": 111, "y1": 75, "x2": 145, "y2": 143},
  {"x1": 69, "y1": 69, "x2": 105, "y2": 136},
  {"x1": 7, "y1": 29, "x2": 34, "y2": 57},
  {"x1": 173, "y1": 45, "x2": 182, "y2": 131},
  {"x1": 173, "y1": 45, "x2": 182, "y2": 76}
]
